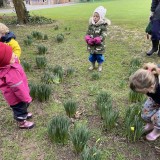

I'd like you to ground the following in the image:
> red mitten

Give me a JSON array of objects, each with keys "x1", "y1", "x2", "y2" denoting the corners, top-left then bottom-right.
[{"x1": 94, "y1": 37, "x2": 102, "y2": 45}]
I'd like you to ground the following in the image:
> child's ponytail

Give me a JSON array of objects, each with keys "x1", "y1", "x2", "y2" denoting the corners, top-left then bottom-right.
[
  {"x1": 143, "y1": 62, "x2": 160, "y2": 77},
  {"x1": 129, "y1": 62, "x2": 159, "y2": 91}
]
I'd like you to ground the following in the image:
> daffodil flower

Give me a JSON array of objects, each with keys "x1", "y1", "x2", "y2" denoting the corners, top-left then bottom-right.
[
  {"x1": 96, "y1": 138, "x2": 100, "y2": 143},
  {"x1": 131, "y1": 127, "x2": 135, "y2": 131},
  {"x1": 93, "y1": 153, "x2": 97, "y2": 156}
]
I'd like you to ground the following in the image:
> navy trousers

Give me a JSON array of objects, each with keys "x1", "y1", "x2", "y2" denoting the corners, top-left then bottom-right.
[
  {"x1": 151, "y1": 19, "x2": 160, "y2": 40},
  {"x1": 10, "y1": 102, "x2": 29, "y2": 122}
]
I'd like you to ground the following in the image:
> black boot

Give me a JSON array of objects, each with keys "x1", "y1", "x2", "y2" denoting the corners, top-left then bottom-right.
[{"x1": 146, "y1": 40, "x2": 159, "y2": 56}]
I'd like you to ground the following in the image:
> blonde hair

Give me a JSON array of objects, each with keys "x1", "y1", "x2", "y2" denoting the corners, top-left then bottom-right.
[
  {"x1": 129, "y1": 62, "x2": 159, "y2": 91},
  {"x1": 0, "y1": 23, "x2": 9, "y2": 34}
]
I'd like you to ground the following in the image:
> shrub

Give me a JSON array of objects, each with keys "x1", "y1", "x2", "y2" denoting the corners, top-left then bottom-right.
[
  {"x1": 64, "y1": 27, "x2": 71, "y2": 31},
  {"x1": 124, "y1": 104, "x2": 144, "y2": 142},
  {"x1": 91, "y1": 72, "x2": 100, "y2": 80},
  {"x1": 66, "y1": 66, "x2": 75, "y2": 77},
  {"x1": 118, "y1": 80, "x2": 126, "y2": 89},
  {"x1": 54, "y1": 25, "x2": 59, "y2": 30},
  {"x1": 130, "y1": 57, "x2": 141, "y2": 68},
  {"x1": 53, "y1": 65, "x2": 63, "y2": 73},
  {"x1": 96, "y1": 91, "x2": 111, "y2": 110},
  {"x1": 102, "y1": 108, "x2": 119, "y2": 130},
  {"x1": 29, "y1": 83, "x2": 37, "y2": 99},
  {"x1": 70, "y1": 124, "x2": 90, "y2": 153},
  {"x1": 28, "y1": 15, "x2": 54, "y2": 24},
  {"x1": 53, "y1": 65, "x2": 64, "y2": 82},
  {"x1": 98, "y1": 99, "x2": 112, "y2": 119},
  {"x1": 31, "y1": 31, "x2": 43, "y2": 40},
  {"x1": 1, "y1": 16, "x2": 17, "y2": 25},
  {"x1": 36, "y1": 56, "x2": 47, "y2": 69},
  {"x1": 37, "y1": 45, "x2": 48, "y2": 55},
  {"x1": 36, "y1": 32, "x2": 43, "y2": 40},
  {"x1": 27, "y1": 35, "x2": 33, "y2": 40},
  {"x1": 21, "y1": 60, "x2": 32, "y2": 72},
  {"x1": 48, "y1": 115, "x2": 70, "y2": 144},
  {"x1": 129, "y1": 89, "x2": 145, "y2": 103},
  {"x1": 96, "y1": 91, "x2": 119, "y2": 129},
  {"x1": 56, "y1": 34, "x2": 64, "y2": 43},
  {"x1": 63, "y1": 99, "x2": 77, "y2": 118},
  {"x1": 41, "y1": 71, "x2": 60, "y2": 84},
  {"x1": 88, "y1": 85, "x2": 99, "y2": 96},
  {"x1": 129, "y1": 57, "x2": 141, "y2": 76},
  {"x1": 43, "y1": 34, "x2": 48, "y2": 40},
  {"x1": 36, "y1": 84, "x2": 52, "y2": 102},
  {"x1": 31, "y1": 31, "x2": 38, "y2": 38},
  {"x1": 81, "y1": 146, "x2": 102, "y2": 160},
  {"x1": 23, "y1": 38, "x2": 33, "y2": 46}
]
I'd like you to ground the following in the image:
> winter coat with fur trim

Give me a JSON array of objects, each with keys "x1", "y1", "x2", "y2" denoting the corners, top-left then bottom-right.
[
  {"x1": 0, "y1": 59, "x2": 31, "y2": 106},
  {"x1": 86, "y1": 18, "x2": 110, "y2": 54}
]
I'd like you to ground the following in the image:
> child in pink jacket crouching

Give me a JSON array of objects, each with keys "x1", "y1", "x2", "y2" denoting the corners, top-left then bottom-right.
[{"x1": 0, "y1": 42, "x2": 34, "y2": 129}]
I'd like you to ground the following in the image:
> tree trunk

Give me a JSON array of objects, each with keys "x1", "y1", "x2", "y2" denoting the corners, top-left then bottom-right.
[{"x1": 12, "y1": 0, "x2": 29, "y2": 24}]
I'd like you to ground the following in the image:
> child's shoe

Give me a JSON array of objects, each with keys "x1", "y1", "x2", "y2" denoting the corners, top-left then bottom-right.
[
  {"x1": 27, "y1": 112, "x2": 32, "y2": 119},
  {"x1": 146, "y1": 128, "x2": 160, "y2": 141},
  {"x1": 89, "y1": 62, "x2": 95, "y2": 70},
  {"x1": 98, "y1": 64, "x2": 102, "y2": 72},
  {"x1": 143, "y1": 123, "x2": 154, "y2": 133},
  {"x1": 18, "y1": 120, "x2": 34, "y2": 129}
]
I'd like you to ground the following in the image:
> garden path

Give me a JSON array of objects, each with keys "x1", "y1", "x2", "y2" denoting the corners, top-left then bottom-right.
[{"x1": 0, "y1": 2, "x2": 76, "y2": 14}]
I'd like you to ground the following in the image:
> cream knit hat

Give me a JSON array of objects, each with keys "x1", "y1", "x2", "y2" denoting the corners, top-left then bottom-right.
[{"x1": 94, "y1": 6, "x2": 107, "y2": 20}]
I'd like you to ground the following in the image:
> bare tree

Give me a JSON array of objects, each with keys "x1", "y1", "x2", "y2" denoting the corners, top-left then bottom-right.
[{"x1": 12, "y1": 0, "x2": 29, "y2": 24}]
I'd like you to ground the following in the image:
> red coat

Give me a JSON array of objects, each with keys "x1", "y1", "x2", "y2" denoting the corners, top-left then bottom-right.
[{"x1": 0, "y1": 59, "x2": 32, "y2": 105}]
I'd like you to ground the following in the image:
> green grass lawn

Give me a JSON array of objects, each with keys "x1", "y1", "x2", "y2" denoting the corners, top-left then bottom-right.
[
  {"x1": 1, "y1": 0, "x2": 160, "y2": 160},
  {"x1": 31, "y1": 0, "x2": 150, "y2": 30}
]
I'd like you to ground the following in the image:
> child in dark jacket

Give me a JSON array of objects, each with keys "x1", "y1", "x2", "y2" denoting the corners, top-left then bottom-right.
[
  {"x1": 0, "y1": 42, "x2": 34, "y2": 129},
  {"x1": 129, "y1": 62, "x2": 160, "y2": 141},
  {"x1": 85, "y1": 6, "x2": 111, "y2": 72}
]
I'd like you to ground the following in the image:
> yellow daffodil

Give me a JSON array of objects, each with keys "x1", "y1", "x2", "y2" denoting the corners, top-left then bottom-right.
[
  {"x1": 96, "y1": 138, "x2": 101, "y2": 143},
  {"x1": 93, "y1": 153, "x2": 97, "y2": 156},
  {"x1": 131, "y1": 127, "x2": 135, "y2": 131}
]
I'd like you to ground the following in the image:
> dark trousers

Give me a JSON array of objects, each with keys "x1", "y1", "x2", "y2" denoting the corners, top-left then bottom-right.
[
  {"x1": 10, "y1": 102, "x2": 29, "y2": 122},
  {"x1": 151, "y1": 19, "x2": 160, "y2": 40}
]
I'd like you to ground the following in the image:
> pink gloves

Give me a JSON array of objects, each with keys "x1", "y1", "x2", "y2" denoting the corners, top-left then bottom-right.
[
  {"x1": 94, "y1": 37, "x2": 102, "y2": 45},
  {"x1": 85, "y1": 35, "x2": 102, "y2": 45},
  {"x1": 88, "y1": 38, "x2": 95, "y2": 45},
  {"x1": 85, "y1": 35, "x2": 91, "y2": 42},
  {"x1": 85, "y1": 35, "x2": 94, "y2": 45}
]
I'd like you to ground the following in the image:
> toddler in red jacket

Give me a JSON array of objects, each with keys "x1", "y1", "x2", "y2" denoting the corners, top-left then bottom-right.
[{"x1": 0, "y1": 42, "x2": 34, "y2": 129}]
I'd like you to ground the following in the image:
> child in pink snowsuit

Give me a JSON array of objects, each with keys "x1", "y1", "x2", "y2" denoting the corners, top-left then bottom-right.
[{"x1": 0, "y1": 42, "x2": 34, "y2": 129}]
